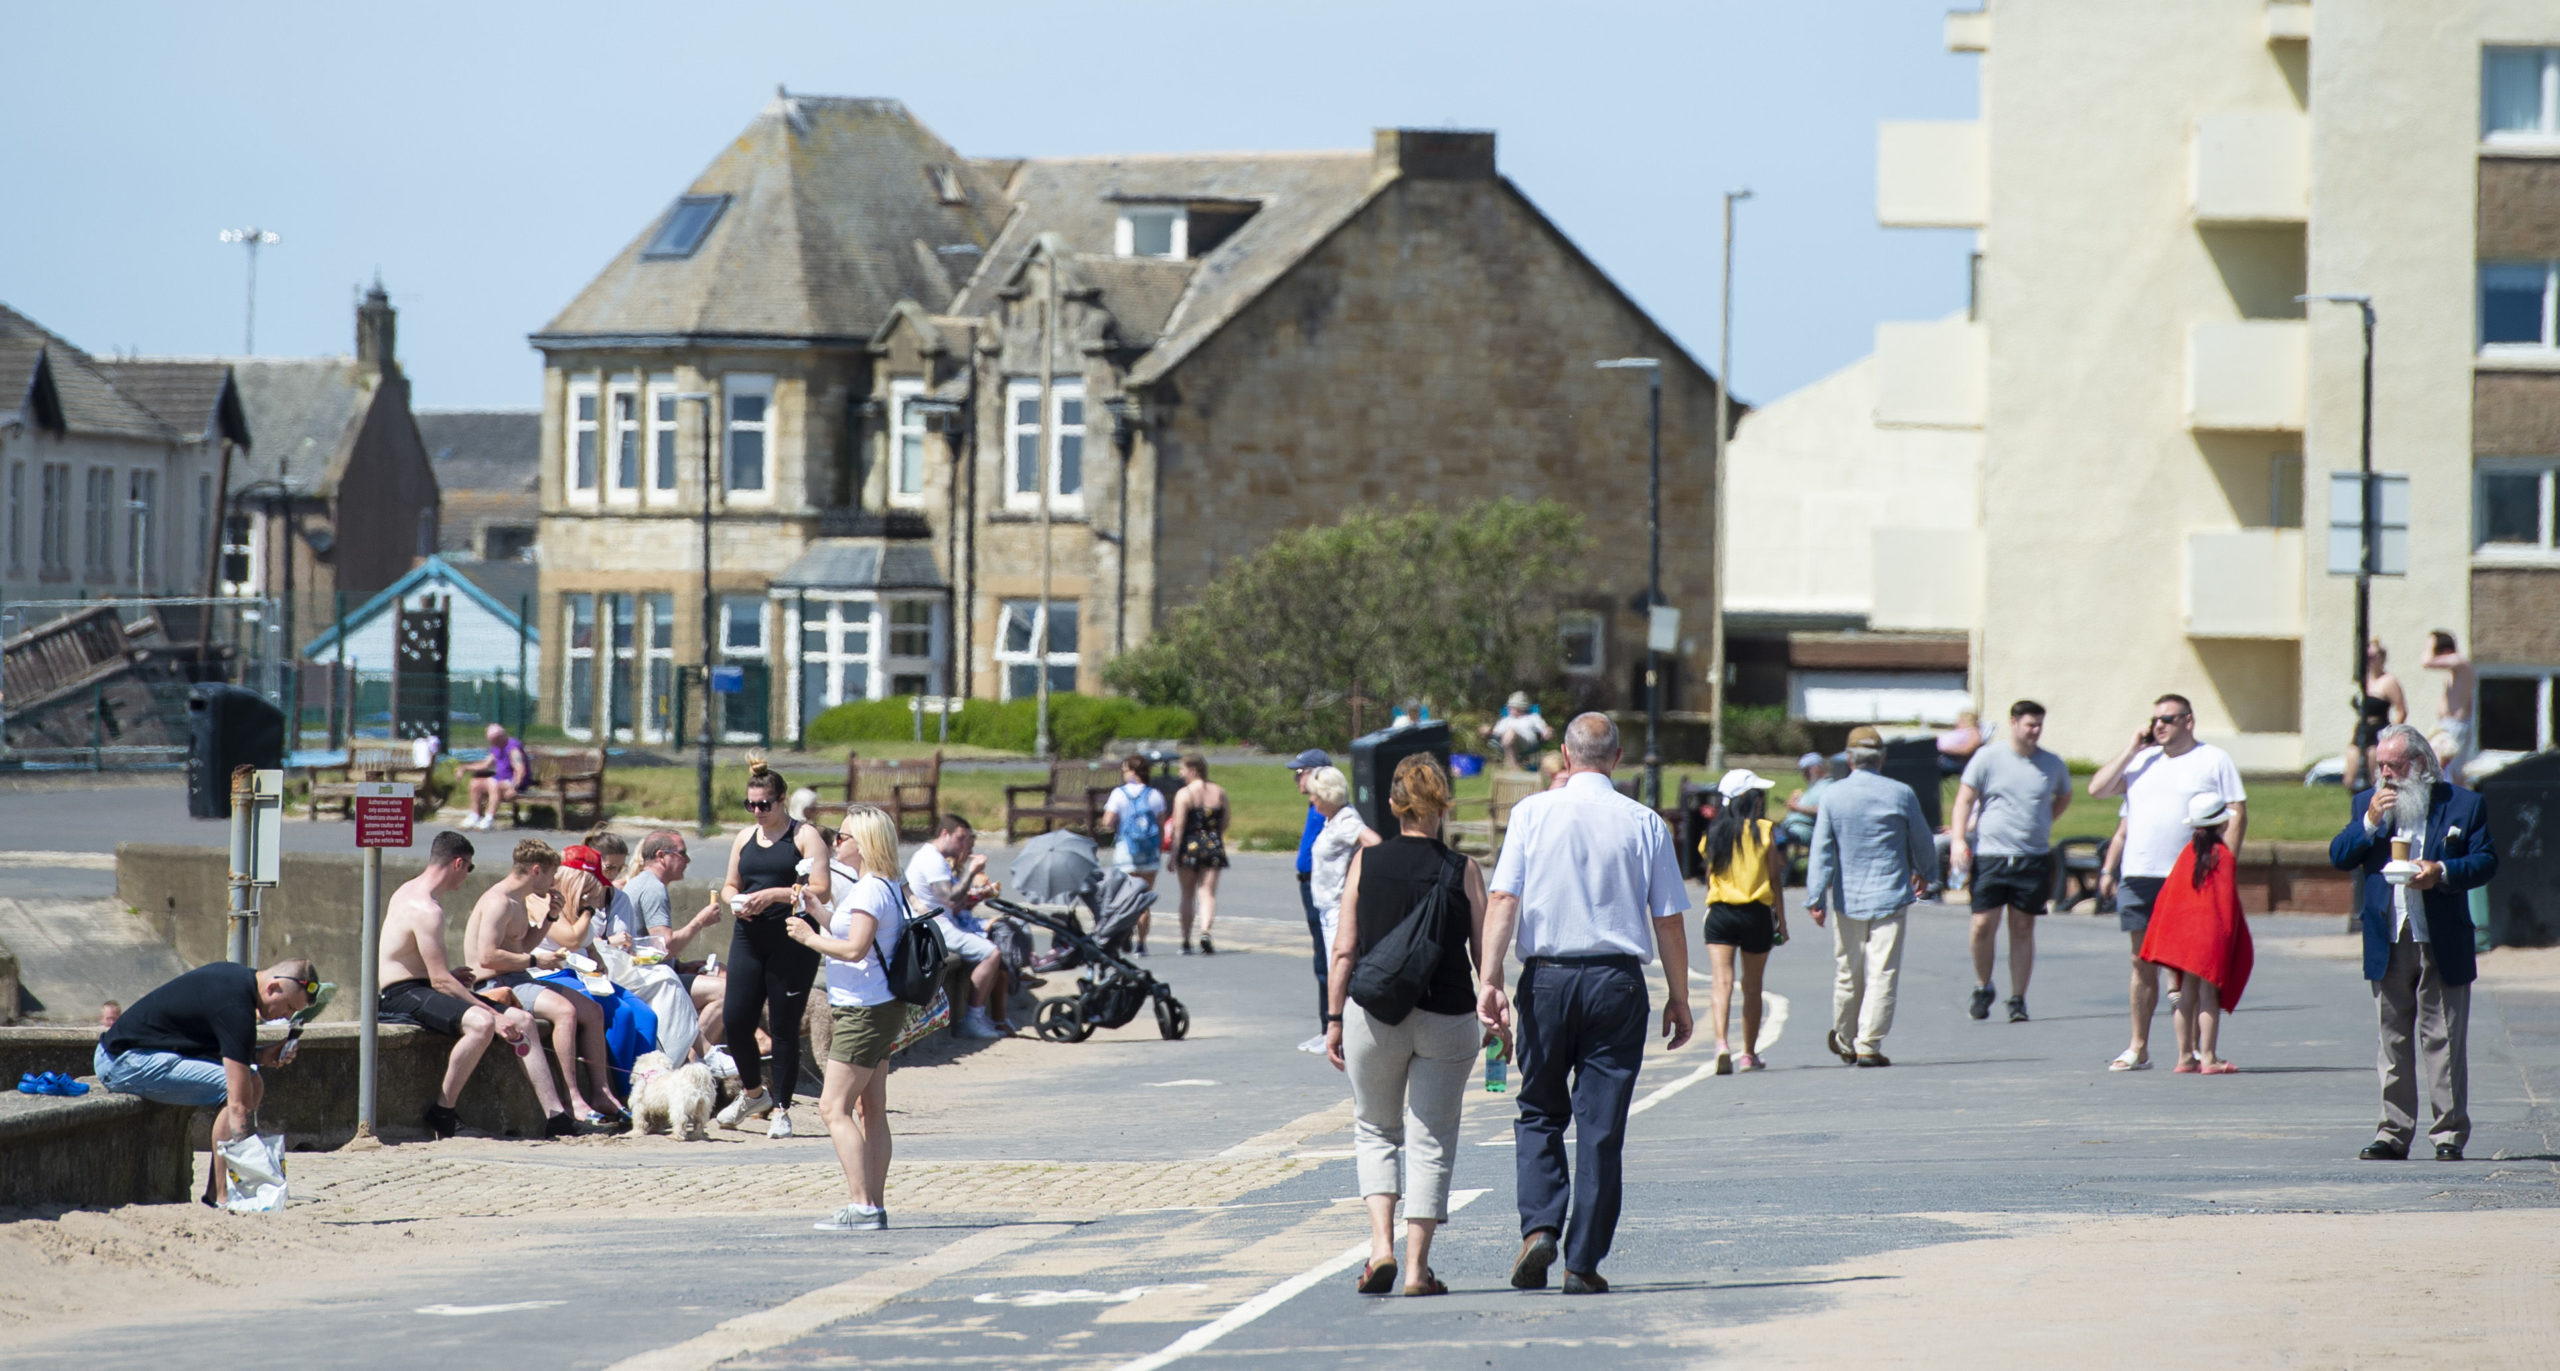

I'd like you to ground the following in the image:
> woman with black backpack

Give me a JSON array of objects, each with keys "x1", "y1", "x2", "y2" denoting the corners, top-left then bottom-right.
[
  {"x1": 787, "y1": 805, "x2": 912, "y2": 1232},
  {"x1": 1326, "y1": 754, "x2": 1489, "y2": 1298}
]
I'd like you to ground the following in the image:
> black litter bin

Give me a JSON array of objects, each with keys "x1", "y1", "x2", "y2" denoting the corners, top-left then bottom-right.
[
  {"x1": 1881, "y1": 737, "x2": 1945, "y2": 831},
  {"x1": 186, "y1": 684, "x2": 283, "y2": 819},
  {"x1": 2478, "y1": 750, "x2": 2560, "y2": 948},
  {"x1": 1136, "y1": 747, "x2": 1185, "y2": 812},
  {"x1": 1676, "y1": 780, "x2": 1720, "y2": 883},
  {"x1": 1348, "y1": 721, "x2": 1451, "y2": 835}
]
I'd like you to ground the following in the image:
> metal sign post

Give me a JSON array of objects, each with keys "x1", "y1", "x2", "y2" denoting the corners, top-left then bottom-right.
[
  {"x1": 910, "y1": 694, "x2": 957, "y2": 745},
  {"x1": 351, "y1": 780, "x2": 414, "y2": 1138},
  {"x1": 228, "y1": 767, "x2": 284, "y2": 964}
]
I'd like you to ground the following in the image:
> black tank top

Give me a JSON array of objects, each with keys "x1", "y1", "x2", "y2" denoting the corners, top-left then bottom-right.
[
  {"x1": 737, "y1": 819, "x2": 804, "y2": 894},
  {"x1": 1353, "y1": 834, "x2": 1476, "y2": 1017}
]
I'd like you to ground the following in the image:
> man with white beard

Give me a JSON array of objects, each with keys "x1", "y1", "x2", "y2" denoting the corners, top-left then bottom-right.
[{"x1": 2330, "y1": 723, "x2": 2498, "y2": 1162}]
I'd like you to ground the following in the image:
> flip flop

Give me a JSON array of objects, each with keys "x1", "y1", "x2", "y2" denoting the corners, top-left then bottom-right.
[{"x1": 2200, "y1": 1061, "x2": 2238, "y2": 1075}]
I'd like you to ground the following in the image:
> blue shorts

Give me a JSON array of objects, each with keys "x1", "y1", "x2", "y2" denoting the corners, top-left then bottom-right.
[
  {"x1": 1116, "y1": 841, "x2": 1161, "y2": 875},
  {"x1": 94, "y1": 1044, "x2": 233, "y2": 1107}
]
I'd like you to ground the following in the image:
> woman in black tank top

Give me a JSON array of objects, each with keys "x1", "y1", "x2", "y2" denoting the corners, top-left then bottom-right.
[{"x1": 717, "y1": 756, "x2": 832, "y2": 1135}]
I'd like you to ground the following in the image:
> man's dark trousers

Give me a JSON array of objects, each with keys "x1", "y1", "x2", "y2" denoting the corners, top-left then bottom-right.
[
  {"x1": 1299, "y1": 875, "x2": 1326, "y2": 1026},
  {"x1": 1514, "y1": 956, "x2": 1648, "y2": 1275}
]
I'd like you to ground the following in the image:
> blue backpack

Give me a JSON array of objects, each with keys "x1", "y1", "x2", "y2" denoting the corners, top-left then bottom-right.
[{"x1": 1119, "y1": 784, "x2": 1162, "y2": 856}]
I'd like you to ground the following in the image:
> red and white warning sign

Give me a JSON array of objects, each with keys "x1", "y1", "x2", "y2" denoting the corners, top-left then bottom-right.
[{"x1": 353, "y1": 781, "x2": 416, "y2": 849}]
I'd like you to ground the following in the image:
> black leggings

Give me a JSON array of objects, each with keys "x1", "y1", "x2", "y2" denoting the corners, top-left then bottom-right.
[{"x1": 724, "y1": 917, "x2": 820, "y2": 1104}]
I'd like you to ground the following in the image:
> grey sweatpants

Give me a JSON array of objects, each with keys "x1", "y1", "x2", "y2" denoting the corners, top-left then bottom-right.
[{"x1": 1344, "y1": 1004, "x2": 1481, "y2": 1222}]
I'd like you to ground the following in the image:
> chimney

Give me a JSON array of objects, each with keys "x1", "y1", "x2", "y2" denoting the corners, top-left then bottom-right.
[
  {"x1": 356, "y1": 275, "x2": 397, "y2": 375},
  {"x1": 1372, "y1": 128, "x2": 1497, "y2": 182}
]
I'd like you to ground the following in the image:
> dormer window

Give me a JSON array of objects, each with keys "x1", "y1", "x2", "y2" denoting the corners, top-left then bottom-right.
[
  {"x1": 925, "y1": 164, "x2": 967, "y2": 204},
  {"x1": 643, "y1": 194, "x2": 731, "y2": 260},
  {"x1": 1117, "y1": 207, "x2": 1186, "y2": 260}
]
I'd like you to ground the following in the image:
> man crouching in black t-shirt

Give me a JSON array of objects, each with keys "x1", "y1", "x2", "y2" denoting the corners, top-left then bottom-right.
[{"x1": 95, "y1": 959, "x2": 316, "y2": 1203}]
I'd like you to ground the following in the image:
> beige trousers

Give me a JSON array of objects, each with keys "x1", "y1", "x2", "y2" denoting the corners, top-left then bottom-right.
[
  {"x1": 1830, "y1": 909, "x2": 1909, "y2": 1054},
  {"x1": 1344, "y1": 1004, "x2": 1481, "y2": 1222},
  {"x1": 2373, "y1": 934, "x2": 2470, "y2": 1150}
]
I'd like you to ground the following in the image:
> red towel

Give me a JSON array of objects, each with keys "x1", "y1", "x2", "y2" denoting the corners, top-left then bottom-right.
[{"x1": 2139, "y1": 843, "x2": 2254, "y2": 1010}]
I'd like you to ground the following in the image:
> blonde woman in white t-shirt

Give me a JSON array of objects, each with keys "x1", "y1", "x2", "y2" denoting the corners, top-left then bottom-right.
[{"x1": 786, "y1": 805, "x2": 910, "y2": 1232}]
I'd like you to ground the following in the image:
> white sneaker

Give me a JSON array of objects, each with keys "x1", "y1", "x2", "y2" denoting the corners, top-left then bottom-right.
[
  {"x1": 767, "y1": 1111, "x2": 793, "y2": 1139},
  {"x1": 1296, "y1": 1034, "x2": 1329, "y2": 1054},
  {"x1": 814, "y1": 1203, "x2": 886, "y2": 1231},
  {"x1": 953, "y1": 1009, "x2": 1004, "y2": 1040},
  {"x1": 716, "y1": 1088, "x2": 769, "y2": 1130},
  {"x1": 702, "y1": 1046, "x2": 739, "y2": 1080}
]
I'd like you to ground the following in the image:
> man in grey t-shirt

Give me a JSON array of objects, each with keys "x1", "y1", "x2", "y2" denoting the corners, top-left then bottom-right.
[
  {"x1": 1949, "y1": 701, "x2": 2072, "y2": 1023},
  {"x1": 624, "y1": 830, "x2": 728, "y2": 1044}
]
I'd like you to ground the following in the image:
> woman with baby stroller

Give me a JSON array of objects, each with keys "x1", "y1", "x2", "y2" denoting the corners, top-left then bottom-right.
[{"x1": 787, "y1": 805, "x2": 909, "y2": 1232}]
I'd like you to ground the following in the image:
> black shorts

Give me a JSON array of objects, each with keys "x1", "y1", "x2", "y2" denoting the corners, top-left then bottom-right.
[
  {"x1": 378, "y1": 978, "x2": 478, "y2": 1037},
  {"x1": 1702, "y1": 901, "x2": 1776, "y2": 955},
  {"x1": 1969, "y1": 853, "x2": 2054, "y2": 915}
]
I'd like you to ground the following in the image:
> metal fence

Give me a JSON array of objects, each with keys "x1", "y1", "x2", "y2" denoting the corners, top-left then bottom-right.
[
  {"x1": 306, "y1": 666, "x2": 534, "y2": 749},
  {"x1": 0, "y1": 595, "x2": 285, "y2": 770}
]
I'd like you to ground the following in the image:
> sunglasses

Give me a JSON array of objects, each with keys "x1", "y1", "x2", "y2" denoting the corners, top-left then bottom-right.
[
  {"x1": 2150, "y1": 714, "x2": 2188, "y2": 727},
  {"x1": 745, "y1": 799, "x2": 776, "y2": 812}
]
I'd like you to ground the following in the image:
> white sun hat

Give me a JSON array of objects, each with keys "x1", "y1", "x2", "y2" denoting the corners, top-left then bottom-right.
[
  {"x1": 1716, "y1": 768, "x2": 1778, "y2": 799},
  {"x1": 2185, "y1": 791, "x2": 2232, "y2": 828}
]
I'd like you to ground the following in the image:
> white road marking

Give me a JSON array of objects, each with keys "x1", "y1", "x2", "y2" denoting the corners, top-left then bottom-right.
[
  {"x1": 415, "y1": 1300, "x2": 564, "y2": 1316},
  {"x1": 1477, "y1": 991, "x2": 1788, "y2": 1144},
  {"x1": 1150, "y1": 1079, "x2": 1220, "y2": 1087},
  {"x1": 974, "y1": 1283, "x2": 1208, "y2": 1307},
  {"x1": 1111, "y1": 1189, "x2": 1485, "y2": 1371},
  {"x1": 607, "y1": 1223, "x2": 1069, "y2": 1371}
]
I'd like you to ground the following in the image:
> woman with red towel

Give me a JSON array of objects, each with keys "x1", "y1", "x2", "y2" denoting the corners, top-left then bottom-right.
[{"x1": 2139, "y1": 791, "x2": 2255, "y2": 1074}]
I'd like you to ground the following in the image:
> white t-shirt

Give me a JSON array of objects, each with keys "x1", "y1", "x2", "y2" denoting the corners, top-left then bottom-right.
[
  {"x1": 821, "y1": 865, "x2": 910, "y2": 1009},
  {"x1": 2118, "y1": 743, "x2": 2247, "y2": 879},
  {"x1": 904, "y1": 843, "x2": 984, "y2": 936},
  {"x1": 1491, "y1": 712, "x2": 1551, "y2": 747}
]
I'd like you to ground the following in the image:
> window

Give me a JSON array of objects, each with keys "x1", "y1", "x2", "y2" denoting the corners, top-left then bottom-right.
[
  {"x1": 639, "y1": 594, "x2": 675, "y2": 741},
  {"x1": 925, "y1": 163, "x2": 967, "y2": 204},
  {"x1": 1559, "y1": 611, "x2": 1605, "y2": 674},
  {"x1": 1116, "y1": 206, "x2": 1186, "y2": 259},
  {"x1": 83, "y1": 468, "x2": 115, "y2": 580},
  {"x1": 218, "y1": 512, "x2": 254, "y2": 593},
  {"x1": 889, "y1": 378, "x2": 928, "y2": 505},
  {"x1": 126, "y1": 469, "x2": 156, "y2": 587},
  {"x1": 564, "y1": 593, "x2": 595, "y2": 736},
  {"x1": 996, "y1": 599, "x2": 1078, "y2": 700},
  {"x1": 2478, "y1": 459, "x2": 2560, "y2": 555},
  {"x1": 642, "y1": 194, "x2": 730, "y2": 259},
  {"x1": 1004, "y1": 379, "x2": 1085, "y2": 509},
  {"x1": 608, "y1": 381, "x2": 641, "y2": 497},
  {"x1": 799, "y1": 598, "x2": 875, "y2": 726},
  {"x1": 648, "y1": 376, "x2": 679, "y2": 497},
  {"x1": 2479, "y1": 670, "x2": 2560, "y2": 755},
  {"x1": 2482, "y1": 262, "x2": 2559, "y2": 353},
  {"x1": 567, "y1": 379, "x2": 599, "y2": 494},
  {"x1": 889, "y1": 599, "x2": 935, "y2": 659},
  {"x1": 2326, "y1": 471, "x2": 2408, "y2": 576},
  {"x1": 607, "y1": 593, "x2": 637, "y2": 738},
  {"x1": 39, "y1": 464, "x2": 70, "y2": 578},
  {"x1": 6, "y1": 461, "x2": 21, "y2": 574},
  {"x1": 724, "y1": 376, "x2": 772, "y2": 495},
  {"x1": 2485, "y1": 47, "x2": 2560, "y2": 142},
  {"x1": 484, "y1": 525, "x2": 535, "y2": 561},
  {"x1": 2267, "y1": 454, "x2": 2303, "y2": 529},
  {"x1": 721, "y1": 594, "x2": 766, "y2": 656}
]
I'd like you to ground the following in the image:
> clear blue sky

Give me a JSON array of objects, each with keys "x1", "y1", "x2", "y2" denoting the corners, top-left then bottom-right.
[{"x1": 4, "y1": 1, "x2": 1977, "y2": 412}]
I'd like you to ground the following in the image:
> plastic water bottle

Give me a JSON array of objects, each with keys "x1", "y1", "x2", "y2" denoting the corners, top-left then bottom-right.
[{"x1": 1484, "y1": 1039, "x2": 1509, "y2": 1093}]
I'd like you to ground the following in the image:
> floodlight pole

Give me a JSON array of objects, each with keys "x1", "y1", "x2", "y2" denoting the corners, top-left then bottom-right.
[
  {"x1": 218, "y1": 228, "x2": 280, "y2": 354},
  {"x1": 676, "y1": 392, "x2": 717, "y2": 836},
  {"x1": 2300, "y1": 292, "x2": 2374, "y2": 810},
  {"x1": 1708, "y1": 188, "x2": 1751, "y2": 775},
  {"x1": 1599, "y1": 357, "x2": 1663, "y2": 807}
]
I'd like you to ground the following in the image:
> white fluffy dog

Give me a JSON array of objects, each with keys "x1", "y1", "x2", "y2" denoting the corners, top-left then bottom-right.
[{"x1": 629, "y1": 1051, "x2": 716, "y2": 1141}]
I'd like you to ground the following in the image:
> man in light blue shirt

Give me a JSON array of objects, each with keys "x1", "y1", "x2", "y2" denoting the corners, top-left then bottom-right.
[
  {"x1": 1480, "y1": 714, "x2": 1692, "y2": 1295},
  {"x1": 1805, "y1": 726, "x2": 1936, "y2": 1067}
]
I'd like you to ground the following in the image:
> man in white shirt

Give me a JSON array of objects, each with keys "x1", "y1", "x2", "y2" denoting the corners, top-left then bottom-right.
[
  {"x1": 905, "y1": 815, "x2": 1011, "y2": 1038},
  {"x1": 1481, "y1": 691, "x2": 1552, "y2": 769},
  {"x1": 1480, "y1": 713, "x2": 1692, "y2": 1296},
  {"x1": 2088, "y1": 692, "x2": 2246, "y2": 1071}
]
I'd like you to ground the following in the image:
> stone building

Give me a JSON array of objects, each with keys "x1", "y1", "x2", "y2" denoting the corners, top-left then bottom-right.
[{"x1": 531, "y1": 93, "x2": 1725, "y2": 743}]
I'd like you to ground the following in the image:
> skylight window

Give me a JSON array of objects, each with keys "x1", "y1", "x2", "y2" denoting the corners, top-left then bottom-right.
[{"x1": 643, "y1": 194, "x2": 731, "y2": 260}]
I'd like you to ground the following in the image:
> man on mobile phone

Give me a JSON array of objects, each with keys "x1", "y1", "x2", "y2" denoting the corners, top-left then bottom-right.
[{"x1": 2088, "y1": 693, "x2": 2245, "y2": 1071}]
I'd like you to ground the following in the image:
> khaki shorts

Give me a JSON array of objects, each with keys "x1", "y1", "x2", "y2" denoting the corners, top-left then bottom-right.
[{"x1": 828, "y1": 1000, "x2": 910, "y2": 1069}]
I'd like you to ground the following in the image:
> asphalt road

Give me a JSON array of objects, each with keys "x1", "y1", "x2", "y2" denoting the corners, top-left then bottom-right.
[{"x1": 11, "y1": 827, "x2": 2559, "y2": 1370}]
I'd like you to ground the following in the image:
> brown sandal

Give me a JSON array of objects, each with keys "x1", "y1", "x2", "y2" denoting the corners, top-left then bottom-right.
[
  {"x1": 1355, "y1": 1257, "x2": 1398, "y2": 1294},
  {"x1": 1403, "y1": 1268, "x2": 1448, "y2": 1297}
]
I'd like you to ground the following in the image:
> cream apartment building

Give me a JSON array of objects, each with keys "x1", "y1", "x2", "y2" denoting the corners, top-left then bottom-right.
[{"x1": 1816, "y1": 0, "x2": 2560, "y2": 768}]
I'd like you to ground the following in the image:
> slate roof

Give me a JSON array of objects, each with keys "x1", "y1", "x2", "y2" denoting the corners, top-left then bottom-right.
[
  {"x1": 91, "y1": 360, "x2": 248, "y2": 446},
  {"x1": 417, "y1": 410, "x2": 539, "y2": 495},
  {"x1": 0, "y1": 302, "x2": 180, "y2": 441},
  {"x1": 534, "y1": 95, "x2": 1010, "y2": 346},
  {"x1": 449, "y1": 557, "x2": 539, "y2": 616},
  {"x1": 773, "y1": 539, "x2": 947, "y2": 590}
]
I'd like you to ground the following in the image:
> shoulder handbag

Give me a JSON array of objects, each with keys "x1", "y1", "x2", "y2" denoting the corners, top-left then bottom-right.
[{"x1": 1347, "y1": 848, "x2": 1464, "y2": 1026}]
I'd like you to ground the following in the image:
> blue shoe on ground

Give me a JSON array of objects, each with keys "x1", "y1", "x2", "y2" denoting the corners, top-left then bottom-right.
[
  {"x1": 16, "y1": 1073, "x2": 41, "y2": 1094},
  {"x1": 49, "y1": 1073, "x2": 89, "y2": 1096}
]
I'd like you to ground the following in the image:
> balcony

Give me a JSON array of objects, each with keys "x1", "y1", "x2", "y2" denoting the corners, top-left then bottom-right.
[
  {"x1": 1875, "y1": 317, "x2": 1986, "y2": 428},
  {"x1": 2187, "y1": 320, "x2": 2307, "y2": 431},
  {"x1": 2191, "y1": 112, "x2": 2308, "y2": 224},
  {"x1": 1878, "y1": 121, "x2": 1986, "y2": 229},
  {"x1": 2185, "y1": 529, "x2": 2304, "y2": 638}
]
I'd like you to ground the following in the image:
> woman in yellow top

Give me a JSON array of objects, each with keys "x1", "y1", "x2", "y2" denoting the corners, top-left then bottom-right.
[{"x1": 1700, "y1": 769, "x2": 1788, "y2": 1074}]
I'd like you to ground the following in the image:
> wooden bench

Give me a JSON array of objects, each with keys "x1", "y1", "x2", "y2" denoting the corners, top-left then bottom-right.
[
  {"x1": 308, "y1": 743, "x2": 437, "y2": 821},
  {"x1": 1447, "y1": 770, "x2": 1542, "y2": 860},
  {"x1": 1004, "y1": 762, "x2": 1115, "y2": 844},
  {"x1": 508, "y1": 746, "x2": 607, "y2": 831},
  {"x1": 804, "y1": 750, "x2": 944, "y2": 840}
]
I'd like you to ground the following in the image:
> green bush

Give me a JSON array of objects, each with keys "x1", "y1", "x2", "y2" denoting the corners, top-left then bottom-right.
[
  {"x1": 1722, "y1": 704, "x2": 1813, "y2": 757},
  {"x1": 802, "y1": 694, "x2": 1197, "y2": 757}
]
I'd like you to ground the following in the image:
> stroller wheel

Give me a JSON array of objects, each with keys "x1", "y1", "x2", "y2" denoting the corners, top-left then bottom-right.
[
  {"x1": 1154, "y1": 995, "x2": 1190, "y2": 1041},
  {"x1": 1036, "y1": 997, "x2": 1093, "y2": 1043}
]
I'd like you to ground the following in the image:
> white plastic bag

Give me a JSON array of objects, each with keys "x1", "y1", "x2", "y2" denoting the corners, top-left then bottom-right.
[{"x1": 218, "y1": 1132, "x2": 289, "y2": 1212}]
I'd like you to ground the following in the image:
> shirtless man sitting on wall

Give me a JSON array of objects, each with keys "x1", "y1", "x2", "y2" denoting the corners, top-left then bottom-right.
[
  {"x1": 464, "y1": 839, "x2": 619, "y2": 1125},
  {"x1": 377, "y1": 829, "x2": 576, "y2": 1139}
]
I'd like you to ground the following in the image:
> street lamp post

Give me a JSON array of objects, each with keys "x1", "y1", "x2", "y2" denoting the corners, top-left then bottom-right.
[
  {"x1": 1708, "y1": 187, "x2": 1752, "y2": 775},
  {"x1": 1598, "y1": 357, "x2": 1664, "y2": 807},
  {"x1": 2299, "y1": 292, "x2": 2375, "y2": 813},
  {"x1": 217, "y1": 228, "x2": 280, "y2": 354},
  {"x1": 674, "y1": 391, "x2": 717, "y2": 835}
]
